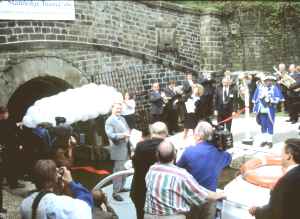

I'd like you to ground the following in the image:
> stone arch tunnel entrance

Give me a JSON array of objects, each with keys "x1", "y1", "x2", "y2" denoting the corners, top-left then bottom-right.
[{"x1": 7, "y1": 76, "x2": 72, "y2": 122}]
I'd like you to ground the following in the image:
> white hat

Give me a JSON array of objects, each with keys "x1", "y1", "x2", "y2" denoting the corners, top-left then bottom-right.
[{"x1": 263, "y1": 75, "x2": 276, "y2": 81}]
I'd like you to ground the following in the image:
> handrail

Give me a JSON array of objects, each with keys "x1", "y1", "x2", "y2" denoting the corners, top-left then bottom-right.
[{"x1": 93, "y1": 169, "x2": 134, "y2": 190}]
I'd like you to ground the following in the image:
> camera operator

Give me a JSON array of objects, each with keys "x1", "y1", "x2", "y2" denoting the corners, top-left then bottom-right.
[
  {"x1": 20, "y1": 159, "x2": 93, "y2": 219},
  {"x1": 177, "y1": 121, "x2": 232, "y2": 219}
]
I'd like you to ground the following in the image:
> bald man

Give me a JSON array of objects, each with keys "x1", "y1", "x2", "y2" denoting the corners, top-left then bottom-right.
[
  {"x1": 130, "y1": 122, "x2": 168, "y2": 219},
  {"x1": 144, "y1": 140, "x2": 225, "y2": 219}
]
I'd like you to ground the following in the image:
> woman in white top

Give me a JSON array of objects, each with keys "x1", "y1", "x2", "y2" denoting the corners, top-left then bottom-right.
[
  {"x1": 183, "y1": 84, "x2": 204, "y2": 139},
  {"x1": 122, "y1": 92, "x2": 136, "y2": 129}
]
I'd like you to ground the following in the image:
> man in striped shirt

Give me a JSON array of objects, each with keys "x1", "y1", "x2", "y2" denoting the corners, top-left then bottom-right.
[{"x1": 144, "y1": 140, "x2": 225, "y2": 219}]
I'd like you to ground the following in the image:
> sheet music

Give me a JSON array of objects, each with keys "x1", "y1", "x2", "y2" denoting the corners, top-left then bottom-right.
[{"x1": 129, "y1": 129, "x2": 143, "y2": 149}]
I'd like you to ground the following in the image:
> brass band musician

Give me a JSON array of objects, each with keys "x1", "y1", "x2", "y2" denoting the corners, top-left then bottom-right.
[
  {"x1": 287, "y1": 64, "x2": 300, "y2": 124},
  {"x1": 163, "y1": 80, "x2": 180, "y2": 134}
]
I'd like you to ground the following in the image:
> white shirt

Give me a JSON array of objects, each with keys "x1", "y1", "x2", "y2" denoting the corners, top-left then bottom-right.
[
  {"x1": 185, "y1": 95, "x2": 199, "y2": 113},
  {"x1": 286, "y1": 164, "x2": 299, "y2": 173},
  {"x1": 223, "y1": 86, "x2": 229, "y2": 102},
  {"x1": 121, "y1": 99, "x2": 136, "y2": 115},
  {"x1": 20, "y1": 192, "x2": 92, "y2": 219}
]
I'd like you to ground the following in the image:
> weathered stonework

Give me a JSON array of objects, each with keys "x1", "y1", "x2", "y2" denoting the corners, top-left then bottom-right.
[{"x1": 0, "y1": 1, "x2": 299, "y2": 130}]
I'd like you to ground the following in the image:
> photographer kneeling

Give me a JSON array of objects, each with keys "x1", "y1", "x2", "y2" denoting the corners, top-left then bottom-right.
[
  {"x1": 177, "y1": 121, "x2": 232, "y2": 219},
  {"x1": 20, "y1": 159, "x2": 93, "y2": 219}
]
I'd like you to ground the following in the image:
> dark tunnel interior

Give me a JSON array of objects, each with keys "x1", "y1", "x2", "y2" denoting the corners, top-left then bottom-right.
[{"x1": 7, "y1": 76, "x2": 72, "y2": 123}]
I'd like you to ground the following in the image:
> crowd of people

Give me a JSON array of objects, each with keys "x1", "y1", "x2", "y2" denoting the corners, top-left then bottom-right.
[
  {"x1": 149, "y1": 72, "x2": 236, "y2": 139},
  {"x1": 0, "y1": 63, "x2": 300, "y2": 219},
  {"x1": 104, "y1": 64, "x2": 300, "y2": 219}
]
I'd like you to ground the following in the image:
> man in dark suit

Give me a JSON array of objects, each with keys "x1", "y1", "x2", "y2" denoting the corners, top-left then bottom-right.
[
  {"x1": 198, "y1": 73, "x2": 216, "y2": 123},
  {"x1": 130, "y1": 122, "x2": 168, "y2": 219},
  {"x1": 179, "y1": 73, "x2": 195, "y2": 124},
  {"x1": 149, "y1": 82, "x2": 164, "y2": 124},
  {"x1": 0, "y1": 106, "x2": 24, "y2": 189},
  {"x1": 249, "y1": 138, "x2": 300, "y2": 219},
  {"x1": 163, "y1": 80, "x2": 179, "y2": 134},
  {"x1": 214, "y1": 77, "x2": 237, "y2": 131},
  {"x1": 287, "y1": 64, "x2": 300, "y2": 124},
  {"x1": 182, "y1": 73, "x2": 194, "y2": 98}
]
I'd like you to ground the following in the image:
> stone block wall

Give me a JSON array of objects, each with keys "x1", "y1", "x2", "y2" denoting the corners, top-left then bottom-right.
[
  {"x1": 0, "y1": 1, "x2": 300, "y2": 130},
  {"x1": 222, "y1": 3, "x2": 300, "y2": 71}
]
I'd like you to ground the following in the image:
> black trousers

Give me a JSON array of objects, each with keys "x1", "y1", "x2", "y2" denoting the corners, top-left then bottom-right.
[
  {"x1": 150, "y1": 113, "x2": 163, "y2": 124},
  {"x1": 289, "y1": 99, "x2": 300, "y2": 122},
  {"x1": 217, "y1": 111, "x2": 232, "y2": 131},
  {"x1": 165, "y1": 108, "x2": 179, "y2": 134},
  {"x1": 133, "y1": 200, "x2": 144, "y2": 219},
  {"x1": 2, "y1": 147, "x2": 20, "y2": 187},
  {"x1": 0, "y1": 164, "x2": 3, "y2": 209}
]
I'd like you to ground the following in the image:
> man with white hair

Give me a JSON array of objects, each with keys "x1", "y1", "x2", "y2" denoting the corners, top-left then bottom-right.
[
  {"x1": 105, "y1": 101, "x2": 130, "y2": 201},
  {"x1": 130, "y1": 122, "x2": 168, "y2": 219},
  {"x1": 177, "y1": 121, "x2": 231, "y2": 219},
  {"x1": 214, "y1": 77, "x2": 237, "y2": 131}
]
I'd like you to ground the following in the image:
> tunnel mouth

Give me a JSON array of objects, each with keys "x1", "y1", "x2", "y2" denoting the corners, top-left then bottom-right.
[{"x1": 7, "y1": 76, "x2": 72, "y2": 123}]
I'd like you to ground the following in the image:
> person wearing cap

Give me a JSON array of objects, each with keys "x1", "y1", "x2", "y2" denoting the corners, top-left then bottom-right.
[{"x1": 252, "y1": 75, "x2": 284, "y2": 147}]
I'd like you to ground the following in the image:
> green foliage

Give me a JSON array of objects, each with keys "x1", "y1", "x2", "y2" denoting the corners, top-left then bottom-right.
[
  {"x1": 172, "y1": 1, "x2": 225, "y2": 12},
  {"x1": 172, "y1": 1, "x2": 300, "y2": 16}
]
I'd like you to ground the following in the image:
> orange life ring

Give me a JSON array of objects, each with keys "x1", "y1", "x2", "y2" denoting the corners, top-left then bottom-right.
[{"x1": 240, "y1": 156, "x2": 284, "y2": 189}]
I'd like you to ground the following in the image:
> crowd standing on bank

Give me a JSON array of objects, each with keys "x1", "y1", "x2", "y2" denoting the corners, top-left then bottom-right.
[{"x1": 0, "y1": 63, "x2": 300, "y2": 219}]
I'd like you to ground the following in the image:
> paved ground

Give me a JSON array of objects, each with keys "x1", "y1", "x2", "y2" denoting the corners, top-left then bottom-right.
[
  {"x1": 1, "y1": 114, "x2": 299, "y2": 219},
  {"x1": 1, "y1": 181, "x2": 35, "y2": 219},
  {"x1": 229, "y1": 115, "x2": 299, "y2": 168}
]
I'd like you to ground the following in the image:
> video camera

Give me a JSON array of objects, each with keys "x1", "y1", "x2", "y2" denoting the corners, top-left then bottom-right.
[{"x1": 208, "y1": 125, "x2": 233, "y2": 151}]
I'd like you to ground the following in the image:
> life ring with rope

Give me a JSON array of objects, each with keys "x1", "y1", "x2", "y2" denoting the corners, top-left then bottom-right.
[{"x1": 240, "y1": 155, "x2": 284, "y2": 189}]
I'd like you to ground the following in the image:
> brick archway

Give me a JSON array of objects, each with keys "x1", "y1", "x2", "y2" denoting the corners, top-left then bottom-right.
[{"x1": 1, "y1": 57, "x2": 87, "y2": 121}]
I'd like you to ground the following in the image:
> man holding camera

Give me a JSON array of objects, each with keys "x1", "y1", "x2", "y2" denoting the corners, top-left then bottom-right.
[
  {"x1": 177, "y1": 121, "x2": 232, "y2": 219},
  {"x1": 20, "y1": 159, "x2": 93, "y2": 219}
]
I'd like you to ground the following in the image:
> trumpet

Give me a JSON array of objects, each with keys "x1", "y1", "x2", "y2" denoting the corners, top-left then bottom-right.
[
  {"x1": 273, "y1": 66, "x2": 296, "y2": 89},
  {"x1": 161, "y1": 92, "x2": 171, "y2": 105}
]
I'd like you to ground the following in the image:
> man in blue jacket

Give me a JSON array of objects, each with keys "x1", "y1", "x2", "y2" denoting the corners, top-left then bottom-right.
[{"x1": 177, "y1": 121, "x2": 231, "y2": 219}]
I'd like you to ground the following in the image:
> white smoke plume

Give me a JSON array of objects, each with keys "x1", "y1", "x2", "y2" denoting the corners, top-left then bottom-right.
[{"x1": 22, "y1": 83, "x2": 123, "y2": 128}]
